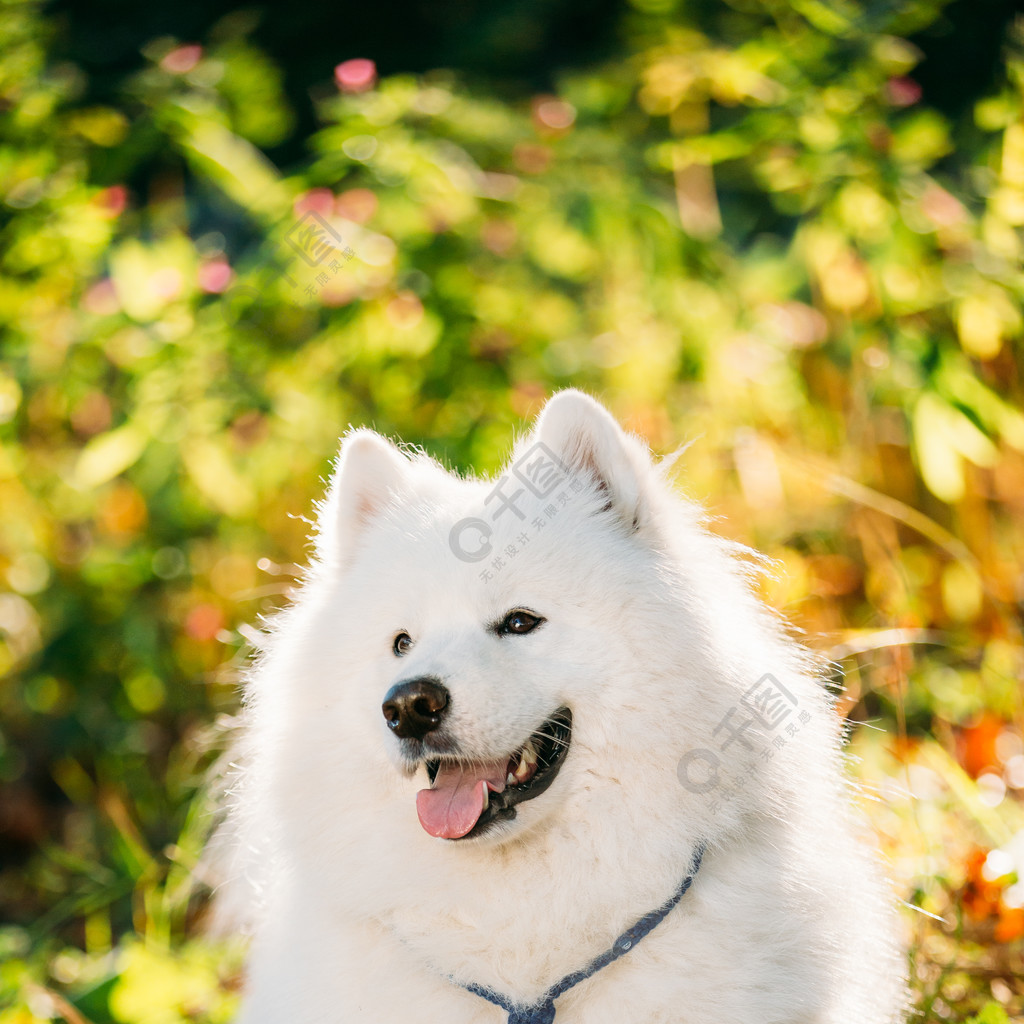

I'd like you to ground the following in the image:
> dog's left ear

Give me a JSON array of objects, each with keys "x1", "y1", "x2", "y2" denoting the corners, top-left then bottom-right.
[{"x1": 531, "y1": 389, "x2": 651, "y2": 534}]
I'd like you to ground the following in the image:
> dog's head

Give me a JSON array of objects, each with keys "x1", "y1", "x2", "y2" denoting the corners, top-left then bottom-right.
[{"x1": 298, "y1": 390, "x2": 712, "y2": 846}]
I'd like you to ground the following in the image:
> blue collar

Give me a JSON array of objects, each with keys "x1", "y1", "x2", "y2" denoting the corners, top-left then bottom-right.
[{"x1": 455, "y1": 843, "x2": 706, "y2": 1024}]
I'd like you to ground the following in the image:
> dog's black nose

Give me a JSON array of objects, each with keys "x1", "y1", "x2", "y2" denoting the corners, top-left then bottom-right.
[{"x1": 382, "y1": 677, "x2": 450, "y2": 739}]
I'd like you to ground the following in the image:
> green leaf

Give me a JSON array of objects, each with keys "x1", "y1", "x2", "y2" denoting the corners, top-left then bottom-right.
[{"x1": 964, "y1": 1002, "x2": 1011, "y2": 1024}]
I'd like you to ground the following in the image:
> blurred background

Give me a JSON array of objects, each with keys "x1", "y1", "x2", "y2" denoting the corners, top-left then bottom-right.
[{"x1": 1, "y1": 0, "x2": 1023, "y2": 1019}]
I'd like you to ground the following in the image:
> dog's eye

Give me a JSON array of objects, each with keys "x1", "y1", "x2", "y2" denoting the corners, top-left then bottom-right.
[
  {"x1": 393, "y1": 632, "x2": 414, "y2": 657},
  {"x1": 499, "y1": 609, "x2": 544, "y2": 636}
]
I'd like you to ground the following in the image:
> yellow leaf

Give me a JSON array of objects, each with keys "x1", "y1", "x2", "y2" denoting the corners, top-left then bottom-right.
[
  {"x1": 109, "y1": 943, "x2": 217, "y2": 1024},
  {"x1": 182, "y1": 439, "x2": 255, "y2": 517},
  {"x1": 957, "y1": 294, "x2": 1004, "y2": 359},
  {"x1": 1002, "y1": 122, "x2": 1024, "y2": 187},
  {"x1": 66, "y1": 107, "x2": 130, "y2": 146},
  {"x1": 73, "y1": 424, "x2": 147, "y2": 489},
  {"x1": 941, "y1": 562, "x2": 983, "y2": 622},
  {"x1": 913, "y1": 394, "x2": 998, "y2": 502},
  {"x1": 173, "y1": 106, "x2": 290, "y2": 222}
]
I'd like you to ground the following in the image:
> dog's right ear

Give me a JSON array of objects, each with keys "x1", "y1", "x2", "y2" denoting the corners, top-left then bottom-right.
[{"x1": 314, "y1": 429, "x2": 409, "y2": 567}]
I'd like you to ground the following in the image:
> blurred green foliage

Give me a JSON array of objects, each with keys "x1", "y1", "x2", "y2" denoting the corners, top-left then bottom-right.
[{"x1": 1, "y1": 0, "x2": 1024, "y2": 1019}]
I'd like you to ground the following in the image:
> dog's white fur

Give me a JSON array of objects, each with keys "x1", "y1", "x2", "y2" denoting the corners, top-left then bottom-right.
[{"x1": 212, "y1": 390, "x2": 908, "y2": 1023}]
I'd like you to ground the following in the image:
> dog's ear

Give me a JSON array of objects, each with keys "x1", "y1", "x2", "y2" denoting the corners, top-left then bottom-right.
[
  {"x1": 315, "y1": 429, "x2": 409, "y2": 566},
  {"x1": 532, "y1": 389, "x2": 651, "y2": 534}
]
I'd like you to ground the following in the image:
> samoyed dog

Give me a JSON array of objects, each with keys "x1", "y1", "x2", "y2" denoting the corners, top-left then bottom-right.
[{"x1": 212, "y1": 390, "x2": 907, "y2": 1023}]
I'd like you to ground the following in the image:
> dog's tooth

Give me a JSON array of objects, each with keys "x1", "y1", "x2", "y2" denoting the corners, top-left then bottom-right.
[{"x1": 506, "y1": 772, "x2": 516, "y2": 785}]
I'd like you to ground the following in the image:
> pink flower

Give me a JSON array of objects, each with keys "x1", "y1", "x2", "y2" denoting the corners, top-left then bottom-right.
[
  {"x1": 160, "y1": 45, "x2": 203, "y2": 74},
  {"x1": 884, "y1": 77, "x2": 922, "y2": 108},
  {"x1": 334, "y1": 188, "x2": 378, "y2": 223},
  {"x1": 198, "y1": 259, "x2": 234, "y2": 294},
  {"x1": 82, "y1": 279, "x2": 120, "y2": 315},
  {"x1": 532, "y1": 96, "x2": 576, "y2": 132},
  {"x1": 294, "y1": 188, "x2": 335, "y2": 217},
  {"x1": 335, "y1": 59, "x2": 377, "y2": 93},
  {"x1": 95, "y1": 185, "x2": 127, "y2": 218}
]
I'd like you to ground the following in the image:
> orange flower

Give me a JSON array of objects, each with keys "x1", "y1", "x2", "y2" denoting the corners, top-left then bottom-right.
[
  {"x1": 994, "y1": 906, "x2": 1024, "y2": 943},
  {"x1": 957, "y1": 713, "x2": 1004, "y2": 778},
  {"x1": 961, "y1": 849, "x2": 1003, "y2": 921}
]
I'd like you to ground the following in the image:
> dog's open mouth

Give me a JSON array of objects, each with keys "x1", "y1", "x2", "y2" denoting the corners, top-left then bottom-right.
[{"x1": 416, "y1": 707, "x2": 572, "y2": 840}]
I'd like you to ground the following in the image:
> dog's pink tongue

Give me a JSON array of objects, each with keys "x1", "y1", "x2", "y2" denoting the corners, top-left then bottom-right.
[{"x1": 416, "y1": 761, "x2": 508, "y2": 839}]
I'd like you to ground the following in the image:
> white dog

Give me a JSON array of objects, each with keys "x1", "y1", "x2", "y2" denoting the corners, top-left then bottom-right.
[{"x1": 211, "y1": 390, "x2": 907, "y2": 1023}]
